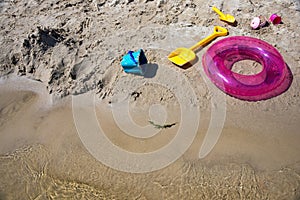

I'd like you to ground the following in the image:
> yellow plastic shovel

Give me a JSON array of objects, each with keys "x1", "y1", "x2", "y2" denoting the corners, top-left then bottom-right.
[
  {"x1": 168, "y1": 26, "x2": 228, "y2": 66},
  {"x1": 212, "y1": 6, "x2": 235, "y2": 23}
]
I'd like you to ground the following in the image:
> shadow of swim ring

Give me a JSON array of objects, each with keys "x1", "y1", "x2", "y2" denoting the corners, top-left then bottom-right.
[{"x1": 202, "y1": 36, "x2": 293, "y2": 101}]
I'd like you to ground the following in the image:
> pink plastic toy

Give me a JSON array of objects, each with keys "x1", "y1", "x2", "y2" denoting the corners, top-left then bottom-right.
[
  {"x1": 269, "y1": 14, "x2": 281, "y2": 25},
  {"x1": 202, "y1": 36, "x2": 292, "y2": 101},
  {"x1": 250, "y1": 17, "x2": 260, "y2": 29},
  {"x1": 251, "y1": 16, "x2": 268, "y2": 29}
]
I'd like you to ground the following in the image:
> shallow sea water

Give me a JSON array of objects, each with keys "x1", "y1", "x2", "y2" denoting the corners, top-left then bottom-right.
[{"x1": 0, "y1": 78, "x2": 299, "y2": 200}]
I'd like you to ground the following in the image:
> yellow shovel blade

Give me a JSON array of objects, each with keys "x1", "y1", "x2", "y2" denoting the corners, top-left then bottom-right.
[{"x1": 167, "y1": 48, "x2": 196, "y2": 66}]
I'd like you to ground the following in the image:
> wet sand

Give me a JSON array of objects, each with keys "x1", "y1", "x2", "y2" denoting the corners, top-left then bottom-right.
[{"x1": 0, "y1": 77, "x2": 299, "y2": 199}]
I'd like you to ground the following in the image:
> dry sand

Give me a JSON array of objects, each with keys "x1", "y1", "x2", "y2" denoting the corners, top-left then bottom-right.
[{"x1": 0, "y1": 0, "x2": 300, "y2": 199}]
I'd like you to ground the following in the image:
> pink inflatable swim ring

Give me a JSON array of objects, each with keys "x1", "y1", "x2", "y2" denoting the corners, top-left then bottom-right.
[{"x1": 202, "y1": 36, "x2": 292, "y2": 101}]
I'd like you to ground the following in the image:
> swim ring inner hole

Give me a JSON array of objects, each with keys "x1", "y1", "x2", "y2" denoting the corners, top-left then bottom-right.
[
  {"x1": 231, "y1": 60, "x2": 263, "y2": 76},
  {"x1": 216, "y1": 47, "x2": 268, "y2": 86}
]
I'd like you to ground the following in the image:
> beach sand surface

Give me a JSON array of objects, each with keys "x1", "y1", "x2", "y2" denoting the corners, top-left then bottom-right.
[{"x1": 0, "y1": 0, "x2": 300, "y2": 199}]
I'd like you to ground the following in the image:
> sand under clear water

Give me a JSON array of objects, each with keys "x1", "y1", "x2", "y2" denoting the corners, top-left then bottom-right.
[{"x1": 0, "y1": 77, "x2": 299, "y2": 200}]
